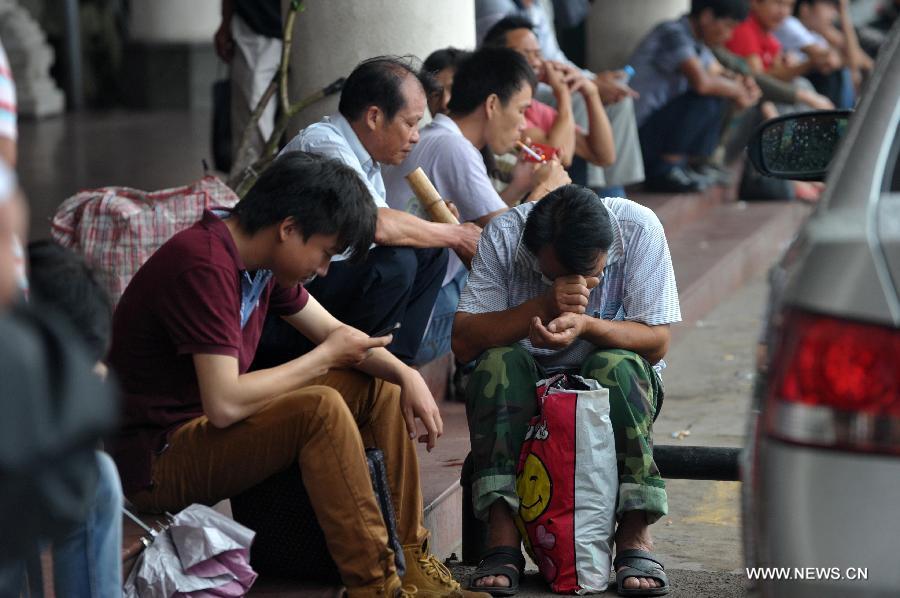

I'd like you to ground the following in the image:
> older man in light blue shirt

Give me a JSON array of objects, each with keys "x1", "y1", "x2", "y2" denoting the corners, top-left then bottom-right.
[
  {"x1": 255, "y1": 56, "x2": 482, "y2": 371},
  {"x1": 283, "y1": 112, "x2": 389, "y2": 214}
]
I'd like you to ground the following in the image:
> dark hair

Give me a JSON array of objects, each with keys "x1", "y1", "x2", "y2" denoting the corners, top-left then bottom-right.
[
  {"x1": 482, "y1": 15, "x2": 536, "y2": 48},
  {"x1": 422, "y1": 47, "x2": 470, "y2": 76},
  {"x1": 338, "y1": 55, "x2": 427, "y2": 122},
  {"x1": 523, "y1": 185, "x2": 613, "y2": 275},
  {"x1": 232, "y1": 151, "x2": 377, "y2": 263},
  {"x1": 26, "y1": 240, "x2": 113, "y2": 361},
  {"x1": 793, "y1": 0, "x2": 838, "y2": 16},
  {"x1": 690, "y1": 0, "x2": 750, "y2": 20},
  {"x1": 446, "y1": 47, "x2": 537, "y2": 116},
  {"x1": 420, "y1": 47, "x2": 471, "y2": 98}
]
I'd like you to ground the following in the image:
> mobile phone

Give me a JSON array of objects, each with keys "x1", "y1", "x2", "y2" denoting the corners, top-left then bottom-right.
[{"x1": 372, "y1": 322, "x2": 401, "y2": 337}]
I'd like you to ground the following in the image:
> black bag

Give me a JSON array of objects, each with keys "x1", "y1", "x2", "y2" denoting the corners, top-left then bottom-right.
[
  {"x1": 211, "y1": 78, "x2": 232, "y2": 173},
  {"x1": 230, "y1": 448, "x2": 406, "y2": 582}
]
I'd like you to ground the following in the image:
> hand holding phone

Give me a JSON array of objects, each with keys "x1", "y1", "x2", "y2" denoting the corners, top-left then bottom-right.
[{"x1": 372, "y1": 322, "x2": 401, "y2": 338}]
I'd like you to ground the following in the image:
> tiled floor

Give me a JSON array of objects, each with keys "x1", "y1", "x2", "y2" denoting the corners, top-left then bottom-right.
[{"x1": 17, "y1": 109, "x2": 216, "y2": 241}]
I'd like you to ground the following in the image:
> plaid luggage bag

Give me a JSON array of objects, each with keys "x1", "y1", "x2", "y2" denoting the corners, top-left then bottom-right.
[
  {"x1": 230, "y1": 448, "x2": 406, "y2": 582},
  {"x1": 50, "y1": 175, "x2": 239, "y2": 306}
]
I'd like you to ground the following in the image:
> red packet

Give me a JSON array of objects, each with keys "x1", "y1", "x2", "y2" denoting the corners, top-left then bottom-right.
[{"x1": 520, "y1": 141, "x2": 559, "y2": 163}]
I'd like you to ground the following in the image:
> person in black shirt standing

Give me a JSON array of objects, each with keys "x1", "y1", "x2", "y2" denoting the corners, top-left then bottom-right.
[{"x1": 215, "y1": 0, "x2": 283, "y2": 177}]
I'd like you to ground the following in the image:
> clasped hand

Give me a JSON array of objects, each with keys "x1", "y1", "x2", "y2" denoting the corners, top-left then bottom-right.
[{"x1": 531, "y1": 274, "x2": 600, "y2": 349}]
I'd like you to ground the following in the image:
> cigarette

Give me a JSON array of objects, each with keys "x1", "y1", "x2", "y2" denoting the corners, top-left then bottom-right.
[{"x1": 516, "y1": 140, "x2": 545, "y2": 163}]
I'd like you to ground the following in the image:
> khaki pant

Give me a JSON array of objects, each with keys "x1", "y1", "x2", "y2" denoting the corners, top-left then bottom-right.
[{"x1": 129, "y1": 369, "x2": 428, "y2": 590}]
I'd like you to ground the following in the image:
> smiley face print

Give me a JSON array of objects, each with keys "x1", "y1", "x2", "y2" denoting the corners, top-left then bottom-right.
[{"x1": 517, "y1": 453, "x2": 552, "y2": 522}]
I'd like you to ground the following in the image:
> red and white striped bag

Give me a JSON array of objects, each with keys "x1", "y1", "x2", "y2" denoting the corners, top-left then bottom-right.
[{"x1": 51, "y1": 176, "x2": 239, "y2": 305}]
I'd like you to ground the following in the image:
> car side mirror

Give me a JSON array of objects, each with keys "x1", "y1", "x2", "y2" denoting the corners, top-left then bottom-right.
[{"x1": 747, "y1": 110, "x2": 852, "y2": 182}]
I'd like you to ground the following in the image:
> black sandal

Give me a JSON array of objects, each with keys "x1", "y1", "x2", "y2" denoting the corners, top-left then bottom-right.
[
  {"x1": 466, "y1": 545, "x2": 526, "y2": 597},
  {"x1": 613, "y1": 549, "x2": 670, "y2": 596}
]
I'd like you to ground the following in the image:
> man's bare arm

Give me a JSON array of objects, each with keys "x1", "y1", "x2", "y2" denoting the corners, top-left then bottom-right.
[
  {"x1": 452, "y1": 299, "x2": 549, "y2": 364},
  {"x1": 451, "y1": 275, "x2": 597, "y2": 363},
  {"x1": 578, "y1": 317, "x2": 670, "y2": 364},
  {"x1": 193, "y1": 295, "x2": 390, "y2": 428},
  {"x1": 573, "y1": 81, "x2": 615, "y2": 167},
  {"x1": 532, "y1": 61, "x2": 577, "y2": 166},
  {"x1": 376, "y1": 206, "x2": 474, "y2": 248},
  {"x1": 0, "y1": 137, "x2": 16, "y2": 166},
  {"x1": 375, "y1": 207, "x2": 481, "y2": 266},
  {"x1": 193, "y1": 351, "x2": 331, "y2": 428},
  {"x1": 282, "y1": 297, "x2": 444, "y2": 449}
]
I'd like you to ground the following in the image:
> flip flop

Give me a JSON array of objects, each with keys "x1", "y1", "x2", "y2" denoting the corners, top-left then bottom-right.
[
  {"x1": 613, "y1": 549, "x2": 670, "y2": 596},
  {"x1": 466, "y1": 545, "x2": 525, "y2": 597}
]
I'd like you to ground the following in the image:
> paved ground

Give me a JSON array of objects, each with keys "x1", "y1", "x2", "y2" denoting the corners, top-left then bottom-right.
[{"x1": 450, "y1": 274, "x2": 770, "y2": 597}]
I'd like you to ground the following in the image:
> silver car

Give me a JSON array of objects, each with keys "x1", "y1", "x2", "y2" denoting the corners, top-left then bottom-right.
[{"x1": 742, "y1": 23, "x2": 900, "y2": 598}]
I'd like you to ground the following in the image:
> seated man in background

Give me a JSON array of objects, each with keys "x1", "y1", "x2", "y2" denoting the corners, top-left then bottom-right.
[
  {"x1": 256, "y1": 56, "x2": 482, "y2": 369},
  {"x1": 421, "y1": 47, "x2": 470, "y2": 118},
  {"x1": 107, "y1": 152, "x2": 485, "y2": 598},
  {"x1": 384, "y1": 47, "x2": 569, "y2": 366},
  {"x1": 476, "y1": 0, "x2": 645, "y2": 195},
  {"x1": 453, "y1": 185, "x2": 680, "y2": 595},
  {"x1": 725, "y1": 0, "x2": 838, "y2": 201},
  {"x1": 726, "y1": 0, "x2": 816, "y2": 80},
  {"x1": 777, "y1": 0, "x2": 870, "y2": 107},
  {"x1": 482, "y1": 16, "x2": 616, "y2": 172},
  {"x1": 629, "y1": 0, "x2": 762, "y2": 192}
]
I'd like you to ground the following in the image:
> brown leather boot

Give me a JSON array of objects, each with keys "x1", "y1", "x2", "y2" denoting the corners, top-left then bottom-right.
[
  {"x1": 401, "y1": 540, "x2": 491, "y2": 598},
  {"x1": 345, "y1": 573, "x2": 417, "y2": 597}
]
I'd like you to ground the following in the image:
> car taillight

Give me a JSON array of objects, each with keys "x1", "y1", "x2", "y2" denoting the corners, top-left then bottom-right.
[{"x1": 765, "y1": 308, "x2": 900, "y2": 455}]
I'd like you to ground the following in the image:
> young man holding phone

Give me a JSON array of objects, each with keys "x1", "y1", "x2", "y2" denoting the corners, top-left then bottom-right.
[{"x1": 107, "y1": 152, "x2": 484, "y2": 597}]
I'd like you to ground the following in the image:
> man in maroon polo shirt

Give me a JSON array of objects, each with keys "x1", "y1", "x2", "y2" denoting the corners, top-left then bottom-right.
[{"x1": 107, "y1": 152, "x2": 484, "y2": 598}]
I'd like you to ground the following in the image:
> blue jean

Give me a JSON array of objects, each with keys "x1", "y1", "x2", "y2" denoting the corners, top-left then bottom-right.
[
  {"x1": 413, "y1": 270, "x2": 467, "y2": 365},
  {"x1": 639, "y1": 91, "x2": 726, "y2": 178},
  {"x1": 807, "y1": 67, "x2": 855, "y2": 109},
  {"x1": 52, "y1": 451, "x2": 123, "y2": 597}
]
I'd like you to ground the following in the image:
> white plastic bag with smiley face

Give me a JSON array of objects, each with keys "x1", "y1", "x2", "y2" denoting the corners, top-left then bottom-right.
[{"x1": 515, "y1": 374, "x2": 616, "y2": 594}]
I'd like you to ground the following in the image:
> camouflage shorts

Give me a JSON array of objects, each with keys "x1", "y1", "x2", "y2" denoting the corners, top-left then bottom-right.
[{"x1": 466, "y1": 344, "x2": 668, "y2": 523}]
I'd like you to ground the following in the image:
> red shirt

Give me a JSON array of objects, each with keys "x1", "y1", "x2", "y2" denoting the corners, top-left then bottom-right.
[
  {"x1": 524, "y1": 99, "x2": 585, "y2": 135},
  {"x1": 107, "y1": 210, "x2": 308, "y2": 493},
  {"x1": 525, "y1": 100, "x2": 558, "y2": 133},
  {"x1": 725, "y1": 13, "x2": 782, "y2": 71}
]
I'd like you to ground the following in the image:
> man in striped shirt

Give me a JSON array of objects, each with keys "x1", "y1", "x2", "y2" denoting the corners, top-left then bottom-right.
[
  {"x1": 0, "y1": 39, "x2": 15, "y2": 167},
  {"x1": 453, "y1": 185, "x2": 680, "y2": 596},
  {"x1": 0, "y1": 38, "x2": 25, "y2": 297}
]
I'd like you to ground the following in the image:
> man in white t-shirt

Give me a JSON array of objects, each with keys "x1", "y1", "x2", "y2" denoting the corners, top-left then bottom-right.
[{"x1": 383, "y1": 47, "x2": 569, "y2": 365}]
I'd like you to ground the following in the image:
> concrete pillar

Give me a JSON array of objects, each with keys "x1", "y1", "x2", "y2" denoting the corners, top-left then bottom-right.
[
  {"x1": 129, "y1": 0, "x2": 218, "y2": 43},
  {"x1": 284, "y1": 0, "x2": 475, "y2": 134},
  {"x1": 586, "y1": 0, "x2": 688, "y2": 72},
  {"x1": 123, "y1": 0, "x2": 219, "y2": 109}
]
